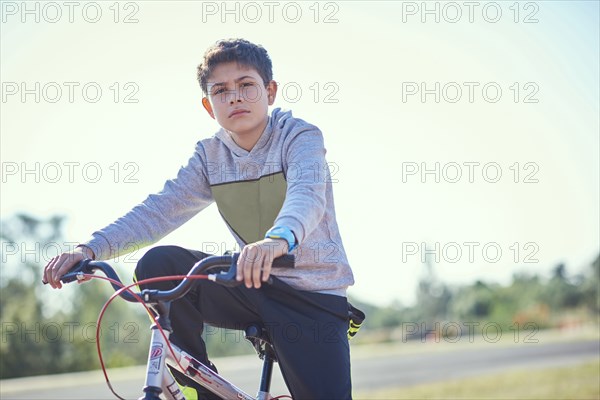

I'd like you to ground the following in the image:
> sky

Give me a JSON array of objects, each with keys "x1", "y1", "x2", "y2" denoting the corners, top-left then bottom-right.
[{"x1": 1, "y1": 1, "x2": 599, "y2": 306}]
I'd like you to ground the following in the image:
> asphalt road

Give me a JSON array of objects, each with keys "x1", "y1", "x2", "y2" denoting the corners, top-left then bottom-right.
[{"x1": 1, "y1": 339, "x2": 598, "y2": 399}]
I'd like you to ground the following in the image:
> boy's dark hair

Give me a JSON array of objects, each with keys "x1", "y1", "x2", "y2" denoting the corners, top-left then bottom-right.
[{"x1": 197, "y1": 39, "x2": 273, "y2": 95}]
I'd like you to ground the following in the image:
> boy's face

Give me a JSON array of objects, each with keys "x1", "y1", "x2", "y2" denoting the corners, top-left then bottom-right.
[{"x1": 202, "y1": 62, "x2": 277, "y2": 139}]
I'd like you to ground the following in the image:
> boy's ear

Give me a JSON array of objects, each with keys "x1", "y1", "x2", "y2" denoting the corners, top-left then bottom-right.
[
  {"x1": 266, "y1": 80, "x2": 278, "y2": 105},
  {"x1": 202, "y1": 97, "x2": 215, "y2": 119}
]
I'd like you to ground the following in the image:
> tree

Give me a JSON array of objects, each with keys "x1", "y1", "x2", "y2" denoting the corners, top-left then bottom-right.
[{"x1": 0, "y1": 213, "x2": 149, "y2": 378}]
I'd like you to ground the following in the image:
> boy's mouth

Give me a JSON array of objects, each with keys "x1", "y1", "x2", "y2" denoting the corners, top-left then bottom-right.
[{"x1": 229, "y1": 109, "x2": 250, "y2": 118}]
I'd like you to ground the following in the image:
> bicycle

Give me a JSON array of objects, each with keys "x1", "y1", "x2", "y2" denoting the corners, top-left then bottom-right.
[{"x1": 53, "y1": 252, "x2": 298, "y2": 400}]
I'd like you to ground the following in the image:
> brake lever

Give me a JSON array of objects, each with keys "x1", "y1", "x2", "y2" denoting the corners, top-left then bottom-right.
[
  {"x1": 60, "y1": 259, "x2": 95, "y2": 284},
  {"x1": 211, "y1": 253, "x2": 241, "y2": 287}
]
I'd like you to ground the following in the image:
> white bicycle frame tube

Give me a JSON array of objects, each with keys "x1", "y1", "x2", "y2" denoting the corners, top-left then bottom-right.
[
  {"x1": 142, "y1": 327, "x2": 170, "y2": 394},
  {"x1": 161, "y1": 371, "x2": 185, "y2": 400},
  {"x1": 143, "y1": 326, "x2": 260, "y2": 400},
  {"x1": 163, "y1": 341, "x2": 258, "y2": 400},
  {"x1": 142, "y1": 327, "x2": 187, "y2": 399}
]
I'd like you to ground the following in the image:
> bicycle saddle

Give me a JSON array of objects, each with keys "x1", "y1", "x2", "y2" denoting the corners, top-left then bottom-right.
[{"x1": 244, "y1": 324, "x2": 277, "y2": 362}]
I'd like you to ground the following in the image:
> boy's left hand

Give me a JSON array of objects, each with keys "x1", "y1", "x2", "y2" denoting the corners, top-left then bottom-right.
[{"x1": 237, "y1": 238, "x2": 289, "y2": 289}]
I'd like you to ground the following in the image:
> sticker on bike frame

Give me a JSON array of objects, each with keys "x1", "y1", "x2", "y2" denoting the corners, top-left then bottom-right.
[
  {"x1": 149, "y1": 343, "x2": 163, "y2": 375},
  {"x1": 165, "y1": 381, "x2": 183, "y2": 398}
]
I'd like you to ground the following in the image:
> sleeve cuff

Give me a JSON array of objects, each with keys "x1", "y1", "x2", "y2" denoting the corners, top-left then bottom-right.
[
  {"x1": 273, "y1": 216, "x2": 306, "y2": 246},
  {"x1": 81, "y1": 234, "x2": 111, "y2": 261}
]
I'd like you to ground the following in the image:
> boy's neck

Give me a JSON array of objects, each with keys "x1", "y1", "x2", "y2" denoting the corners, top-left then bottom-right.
[{"x1": 227, "y1": 116, "x2": 269, "y2": 151}]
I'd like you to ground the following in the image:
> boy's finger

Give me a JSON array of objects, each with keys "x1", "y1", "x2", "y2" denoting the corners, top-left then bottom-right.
[
  {"x1": 237, "y1": 247, "x2": 252, "y2": 283},
  {"x1": 262, "y1": 258, "x2": 272, "y2": 282},
  {"x1": 236, "y1": 251, "x2": 244, "y2": 281},
  {"x1": 252, "y1": 258, "x2": 264, "y2": 288},
  {"x1": 44, "y1": 256, "x2": 58, "y2": 286},
  {"x1": 242, "y1": 251, "x2": 254, "y2": 288},
  {"x1": 51, "y1": 260, "x2": 64, "y2": 289},
  {"x1": 51, "y1": 255, "x2": 66, "y2": 283},
  {"x1": 244, "y1": 260, "x2": 254, "y2": 288},
  {"x1": 53, "y1": 254, "x2": 77, "y2": 288},
  {"x1": 52, "y1": 257, "x2": 66, "y2": 288}
]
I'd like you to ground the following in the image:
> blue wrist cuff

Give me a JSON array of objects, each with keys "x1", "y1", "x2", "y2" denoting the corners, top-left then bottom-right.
[{"x1": 265, "y1": 226, "x2": 297, "y2": 252}]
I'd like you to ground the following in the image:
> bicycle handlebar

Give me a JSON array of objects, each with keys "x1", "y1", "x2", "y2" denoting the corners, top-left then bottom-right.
[{"x1": 54, "y1": 253, "x2": 295, "y2": 304}]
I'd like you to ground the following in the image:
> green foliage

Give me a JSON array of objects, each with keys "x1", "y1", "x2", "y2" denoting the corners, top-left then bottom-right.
[
  {"x1": 450, "y1": 280, "x2": 496, "y2": 320},
  {"x1": 580, "y1": 256, "x2": 600, "y2": 313},
  {"x1": 1, "y1": 213, "x2": 598, "y2": 378},
  {"x1": 351, "y1": 254, "x2": 600, "y2": 343},
  {"x1": 348, "y1": 297, "x2": 403, "y2": 329},
  {"x1": 0, "y1": 214, "x2": 149, "y2": 379},
  {"x1": 203, "y1": 327, "x2": 256, "y2": 358}
]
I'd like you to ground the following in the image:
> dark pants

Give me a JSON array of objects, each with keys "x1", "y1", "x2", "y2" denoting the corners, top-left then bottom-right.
[{"x1": 135, "y1": 245, "x2": 352, "y2": 400}]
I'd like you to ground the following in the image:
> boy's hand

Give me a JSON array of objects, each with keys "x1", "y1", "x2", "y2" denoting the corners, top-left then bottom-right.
[
  {"x1": 237, "y1": 238, "x2": 288, "y2": 289},
  {"x1": 43, "y1": 246, "x2": 95, "y2": 289}
]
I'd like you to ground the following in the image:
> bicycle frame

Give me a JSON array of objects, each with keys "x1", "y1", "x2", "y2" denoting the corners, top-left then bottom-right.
[
  {"x1": 143, "y1": 325, "x2": 259, "y2": 400},
  {"x1": 53, "y1": 255, "x2": 295, "y2": 400}
]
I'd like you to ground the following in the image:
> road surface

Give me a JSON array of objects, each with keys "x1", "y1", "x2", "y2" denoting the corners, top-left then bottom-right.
[{"x1": 1, "y1": 338, "x2": 598, "y2": 399}]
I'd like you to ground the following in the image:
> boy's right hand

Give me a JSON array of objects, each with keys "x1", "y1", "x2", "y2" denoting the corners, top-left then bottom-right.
[{"x1": 43, "y1": 246, "x2": 95, "y2": 289}]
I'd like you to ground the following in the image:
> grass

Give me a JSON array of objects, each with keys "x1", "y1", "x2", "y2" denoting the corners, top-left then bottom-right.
[{"x1": 354, "y1": 359, "x2": 600, "y2": 400}]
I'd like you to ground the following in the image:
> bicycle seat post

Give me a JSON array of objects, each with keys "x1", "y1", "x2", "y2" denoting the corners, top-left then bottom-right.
[
  {"x1": 257, "y1": 345, "x2": 276, "y2": 400},
  {"x1": 244, "y1": 324, "x2": 277, "y2": 400}
]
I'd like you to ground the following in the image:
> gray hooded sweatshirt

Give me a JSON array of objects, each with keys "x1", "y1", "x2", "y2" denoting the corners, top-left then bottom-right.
[{"x1": 83, "y1": 108, "x2": 354, "y2": 296}]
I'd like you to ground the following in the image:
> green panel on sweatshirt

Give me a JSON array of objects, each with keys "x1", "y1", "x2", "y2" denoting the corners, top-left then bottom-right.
[{"x1": 210, "y1": 172, "x2": 287, "y2": 244}]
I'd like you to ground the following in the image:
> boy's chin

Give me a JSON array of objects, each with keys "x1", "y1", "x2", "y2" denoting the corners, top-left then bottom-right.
[
  {"x1": 224, "y1": 120, "x2": 262, "y2": 134},
  {"x1": 223, "y1": 125, "x2": 249, "y2": 136}
]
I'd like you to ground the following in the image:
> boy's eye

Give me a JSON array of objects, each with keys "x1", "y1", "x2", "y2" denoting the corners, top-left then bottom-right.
[{"x1": 212, "y1": 87, "x2": 226, "y2": 95}]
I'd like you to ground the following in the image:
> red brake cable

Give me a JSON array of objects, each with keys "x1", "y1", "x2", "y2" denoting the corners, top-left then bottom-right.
[{"x1": 82, "y1": 273, "x2": 209, "y2": 400}]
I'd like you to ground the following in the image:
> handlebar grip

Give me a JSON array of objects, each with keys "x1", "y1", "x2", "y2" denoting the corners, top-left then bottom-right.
[
  {"x1": 60, "y1": 259, "x2": 95, "y2": 283},
  {"x1": 271, "y1": 254, "x2": 295, "y2": 269},
  {"x1": 56, "y1": 259, "x2": 137, "y2": 302},
  {"x1": 213, "y1": 253, "x2": 295, "y2": 287}
]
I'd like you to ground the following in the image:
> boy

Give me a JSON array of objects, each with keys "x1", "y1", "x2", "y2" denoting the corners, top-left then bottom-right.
[{"x1": 44, "y1": 38, "x2": 355, "y2": 399}]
